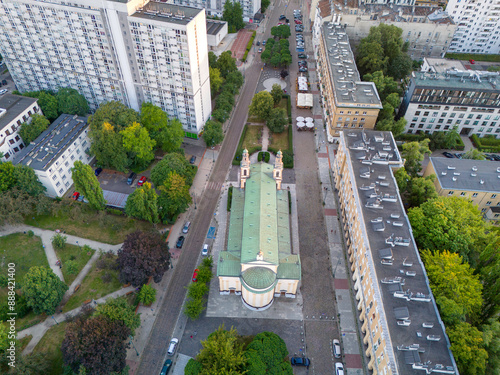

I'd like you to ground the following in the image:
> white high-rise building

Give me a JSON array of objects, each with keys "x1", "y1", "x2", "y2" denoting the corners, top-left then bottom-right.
[
  {"x1": 0, "y1": 0, "x2": 212, "y2": 135},
  {"x1": 170, "y1": 0, "x2": 261, "y2": 21},
  {"x1": 446, "y1": 0, "x2": 500, "y2": 54}
]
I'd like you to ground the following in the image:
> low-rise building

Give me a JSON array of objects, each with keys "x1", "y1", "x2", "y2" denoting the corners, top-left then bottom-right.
[
  {"x1": 333, "y1": 130, "x2": 457, "y2": 375},
  {"x1": 313, "y1": 19, "x2": 382, "y2": 140},
  {"x1": 217, "y1": 150, "x2": 301, "y2": 310},
  {"x1": 206, "y1": 19, "x2": 228, "y2": 48},
  {"x1": 13, "y1": 114, "x2": 92, "y2": 198},
  {"x1": 399, "y1": 58, "x2": 500, "y2": 138},
  {"x1": 0, "y1": 94, "x2": 41, "y2": 162},
  {"x1": 424, "y1": 157, "x2": 500, "y2": 219}
]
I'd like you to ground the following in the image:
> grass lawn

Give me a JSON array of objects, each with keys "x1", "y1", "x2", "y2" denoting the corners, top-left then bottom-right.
[
  {"x1": 24, "y1": 203, "x2": 156, "y2": 244},
  {"x1": 33, "y1": 321, "x2": 67, "y2": 375},
  {"x1": 278, "y1": 97, "x2": 288, "y2": 112},
  {"x1": 269, "y1": 126, "x2": 290, "y2": 151},
  {"x1": 242, "y1": 125, "x2": 263, "y2": 150},
  {"x1": 19, "y1": 334, "x2": 32, "y2": 351},
  {"x1": 54, "y1": 244, "x2": 95, "y2": 286},
  {"x1": 63, "y1": 254, "x2": 122, "y2": 313}
]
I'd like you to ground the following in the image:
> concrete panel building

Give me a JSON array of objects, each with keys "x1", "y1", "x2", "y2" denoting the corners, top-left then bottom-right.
[
  {"x1": 313, "y1": 19, "x2": 382, "y2": 140},
  {"x1": 0, "y1": 94, "x2": 41, "y2": 162},
  {"x1": 0, "y1": 0, "x2": 211, "y2": 136},
  {"x1": 217, "y1": 150, "x2": 301, "y2": 311},
  {"x1": 424, "y1": 157, "x2": 500, "y2": 220},
  {"x1": 398, "y1": 58, "x2": 500, "y2": 138},
  {"x1": 168, "y1": 0, "x2": 260, "y2": 22},
  {"x1": 13, "y1": 114, "x2": 92, "y2": 198},
  {"x1": 333, "y1": 130, "x2": 458, "y2": 375}
]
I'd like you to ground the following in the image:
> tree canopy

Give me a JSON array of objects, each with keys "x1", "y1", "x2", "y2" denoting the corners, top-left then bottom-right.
[
  {"x1": 401, "y1": 139, "x2": 430, "y2": 177},
  {"x1": 215, "y1": 51, "x2": 238, "y2": 79},
  {"x1": 124, "y1": 182, "x2": 159, "y2": 224},
  {"x1": 202, "y1": 120, "x2": 224, "y2": 147},
  {"x1": 266, "y1": 107, "x2": 287, "y2": 134},
  {"x1": 56, "y1": 87, "x2": 89, "y2": 116},
  {"x1": 22, "y1": 91, "x2": 59, "y2": 121},
  {"x1": 71, "y1": 161, "x2": 106, "y2": 210},
  {"x1": 249, "y1": 91, "x2": 274, "y2": 121},
  {"x1": 94, "y1": 296, "x2": 141, "y2": 335},
  {"x1": 222, "y1": 0, "x2": 244, "y2": 33},
  {"x1": 140, "y1": 102, "x2": 184, "y2": 153},
  {"x1": 19, "y1": 114, "x2": 50, "y2": 146},
  {"x1": 158, "y1": 171, "x2": 192, "y2": 221},
  {"x1": 121, "y1": 122, "x2": 156, "y2": 170},
  {"x1": 448, "y1": 322, "x2": 488, "y2": 375},
  {"x1": 270, "y1": 84, "x2": 284, "y2": 106},
  {"x1": 151, "y1": 153, "x2": 196, "y2": 188},
  {"x1": 23, "y1": 266, "x2": 68, "y2": 315},
  {"x1": 209, "y1": 67, "x2": 224, "y2": 97},
  {"x1": 245, "y1": 332, "x2": 293, "y2": 374}
]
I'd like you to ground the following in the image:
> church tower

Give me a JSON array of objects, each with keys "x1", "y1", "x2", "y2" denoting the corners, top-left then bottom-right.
[
  {"x1": 240, "y1": 148, "x2": 250, "y2": 188},
  {"x1": 273, "y1": 150, "x2": 283, "y2": 190}
]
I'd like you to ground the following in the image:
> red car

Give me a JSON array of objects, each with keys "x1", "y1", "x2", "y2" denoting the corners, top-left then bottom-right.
[
  {"x1": 72, "y1": 192, "x2": 80, "y2": 200},
  {"x1": 295, "y1": 19, "x2": 302, "y2": 24},
  {"x1": 192, "y1": 269, "x2": 199, "y2": 282},
  {"x1": 137, "y1": 176, "x2": 147, "y2": 186},
  {"x1": 469, "y1": 59, "x2": 475, "y2": 64}
]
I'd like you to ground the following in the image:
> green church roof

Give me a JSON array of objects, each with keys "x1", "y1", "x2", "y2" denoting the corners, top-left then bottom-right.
[{"x1": 241, "y1": 267, "x2": 277, "y2": 290}]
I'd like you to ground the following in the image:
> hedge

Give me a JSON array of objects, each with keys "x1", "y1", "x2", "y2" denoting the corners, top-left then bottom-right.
[
  {"x1": 258, "y1": 151, "x2": 270, "y2": 163},
  {"x1": 471, "y1": 134, "x2": 500, "y2": 152},
  {"x1": 445, "y1": 53, "x2": 500, "y2": 63},
  {"x1": 288, "y1": 190, "x2": 292, "y2": 214},
  {"x1": 227, "y1": 186, "x2": 233, "y2": 212},
  {"x1": 232, "y1": 124, "x2": 249, "y2": 165},
  {"x1": 396, "y1": 131, "x2": 465, "y2": 151},
  {"x1": 283, "y1": 94, "x2": 292, "y2": 124},
  {"x1": 242, "y1": 31, "x2": 257, "y2": 62}
]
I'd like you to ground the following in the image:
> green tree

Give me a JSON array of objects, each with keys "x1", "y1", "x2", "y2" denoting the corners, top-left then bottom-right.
[
  {"x1": 66, "y1": 260, "x2": 78, "y2": 275},
  {"x1": 71, "y1": 161, "x2": 106, "y2": 210},
  {"x1": 225, "y1": 71, "x2": 244, "y2": 90},
  {"x1": 476, "y1": 238, "x2": 500, "y2": 321},
  {"x1": 89, "y1": 122, "x2": 129, "y2": 172},
  {"x1": 124, "y1": 182, "x2": 159, "y2": 224},
  {"x1": 270, "y1": 84, "x2": 283, "y2": 106},
  {"x1": 356, "y1": 39, "x2": 388, "y2": 77},
  {"x1": 89, "y1": 101, "x2": 140, "y2": 132},
  {"x1": 23, "y1": 266, "x2": 68, "y2": 315},
  {"x1": 448, "y1": 322, "x2": 488, "y2": 375},
  {"x1": 13, "y1": 164, "x2": 46, "y2": 196},
  {"x1": 0, "y1": 324, "x2": 8, "y2": 352},
  {"x1": 56, "y1": 88, "x2": 89, "y2": 116},
  {"x1": 271, "y1": 25, "x2": 291, "y2": 39},
  {"x1": 222, "y1": 1, "x2": 244, "y2": 32},
  {"x1": 375, "y1": 117, "x2": 406, "y2": 137},
  {"x1": 208, "y1": 51, "x2": 218, "y2": 68},
  {"x1": 184, "y1": 297, "x2": 204, "y2": 320},
  {"x1": 203, "y1": 120, "x2": 224, "y2": 147},
  {"x1": 195, "y1": 325, "x2": 247, "y2": 374},
  {"x1": 51, "y1": 233, "x2": 67, "y2": 249},
  {"x1": 394, "y1": 167, "x2": 410, "y2": 192},
  {"x1": 401, "y1": 139, "x2": 430, "y2": 176},
  {"x1": 387, "y1": 53, "x2": 412, "y2": 80},
  {"x1": 266, "y1": 107, "x2": 287, "y2": 133},
  {"x1": 245, "y1": 332, "x2": 293, "y2": 374},
  {"x1": 158, "y1": 172, "x2": 192, "y2": 220},
  {"x1": 140, "y1": 102, "x2": 184, "y2": 153},
  {"x1": 463, "y1": 149, "x2": 486, "y2": 160},
  {"x1": 19, "y1": 114, "x2": 50, "y2": 145},
  {"x1": 406, "y1": 175, "x2": 438, "y2": 208},
  {"x1": 482, "y1": 320, "x2": 500, "y2": 374},
  {"x1": 94, "y1": 296, "x2": 141, "y2": 334},
  {"x1": 210, "y1": 67, "x2": 224, "y2": 97},
  {"x1": 261, "y1": 0, "x2": 270, "y2": 12},
  {"x1": 249, "y1": 91, "x2": 274, "y2": 121},
  {"x1": 185, "y1": 359, "x2": 203, "y2": 375},
  {"x1": 215, "y1": 51, "x2": 237, "y2": 78},
  {"x1": 22, "y1": 91, "x2": 59, "y2": 121},
  {"x1": 121, "y1": 122, "x2": 156, "y2": 170},
  {"x1": 363, "y1": 71, "x2": 400, "y2": 102},
  {"x1": 137, "y1": 284, "x2": 156, "y2": 306},
  {"x1": 0, "y1": 162, "x2": 16, "y2": 192},
  {"x1": 151, "y1": 152, "x2": 196, "y2": 188}
]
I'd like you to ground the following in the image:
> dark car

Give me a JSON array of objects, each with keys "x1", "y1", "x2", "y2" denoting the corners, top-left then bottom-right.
[
  {"x1": 299, "y1": 67, "x2": 308, "y2": 72},
  {"x1": 442, "y1": 152, "x2": 454, "y2": 158},
  {"x1": 176, "y1": 236, "x2": 185, "y2": 249},
  {"x1": 454, "y1": 153, "x2": 464, "y2": 159},
  {"x1": 94, "y1": 167, "x2": 103, "y2": 176},
  {"x1": 189, "y1": 155, "x2": 196, "y2": 164},
  {"x1": 291, "y1": 357, "x2": 310, "y2": 367},
  {"x1": 256, "y1": 41, "x2": 261, "y2": 46},
  {"x1": 492, "y1": 154, "x2": 500, "y2": 161},
  {"x1": 262, "y1": 40, "x2": 266, "y2": 46},
  {"x1": 298, "y1": 61, "x2": 307, "y2": 66},
  {"x1": 127, "y1": 172, "x2": 136, "y2": 185},
  {"x1": 160, "y1": 359, "x2": 172, "y2": 375},
  {"x1": 279, "y1": 14, "x2": 286, "y2": 20},
  {"x1": 1, "y1": 80, "x2": 6, "y2": 85},
  {"x1": 298, "y1": 53, "x2": 308, "y2": 59}
]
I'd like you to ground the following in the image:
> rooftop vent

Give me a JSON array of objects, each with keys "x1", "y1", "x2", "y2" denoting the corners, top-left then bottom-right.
[
  {"x1": 452, "y1": 177, "x2": 457, "y2": 181},
  {"x1": 447, "y1": 166, "x2": 456, "y2": 170},
  {"x1": 471, "y1": 173, "x2": 477, "y2": 177},
  {"x1": 480, "y1": 180, "x2": 484, "y2": 184}
]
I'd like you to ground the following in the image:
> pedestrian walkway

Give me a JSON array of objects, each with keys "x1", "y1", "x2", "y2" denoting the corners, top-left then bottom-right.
[{"x1": 262, "y1": 125, "x2": 269, "y2": 151}]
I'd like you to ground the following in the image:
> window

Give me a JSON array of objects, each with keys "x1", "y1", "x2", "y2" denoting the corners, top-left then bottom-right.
[
  {"x1": 448, "y1": 191, "x2": 454, "y2": 196},
  {"x1": 473, "y1": 193, "x2": 478, "y2": 197},
  {"x1": 460, "y1": 192, "x2": 466, "y2": 196},
  {"x1": 492, "y1": 194, "x2": 497, "y2": 198},
  {"x1": 486, "y1": 201, "x2": 492, "y2": 206}
]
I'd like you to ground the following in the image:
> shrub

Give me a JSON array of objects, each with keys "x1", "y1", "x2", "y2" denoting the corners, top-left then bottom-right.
[
  {"x1": 51, "y1": 233, "x2": 67, "y2": 249},
  {"x1": 137, "y1": 284, "x2": 156, "y2": 306},
  {"x1": 66, "y1": 260, "x2": 78, "y2": 275},
  {"x1": 242, "y1": 31, "x2": 257, "y2": 62},
  {"x1": 288, "y1": 190, "x2": 292, "y2": 214},
  {"x1": 283, "y1": 150, "x2": 294, "y2": 168},
  {"x1": 27, "y1": 230, "x2": 34, "y2": 238},
  {"x1": 227, "y1": 186, "x2": 233, "y2": 212},
  {"x1": 101, "y1": 272, "x2": 112, "y2": 283},
  {"x1": 106, "y1": 208, "x2": 124, "y2": 216}
]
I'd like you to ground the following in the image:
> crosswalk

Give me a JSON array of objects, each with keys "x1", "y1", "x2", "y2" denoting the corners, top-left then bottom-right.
[{"x1": 206, "y1": 181, "x2": 224, "y2": 191}]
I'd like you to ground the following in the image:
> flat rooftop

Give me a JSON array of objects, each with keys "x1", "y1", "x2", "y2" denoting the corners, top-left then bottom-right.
[
  {"x1": 412, "y1": 70, "x2": 500, "y2": 92},
  {"x1": 423, "y1": 58, "x2": 466, "y2": 74},
  {"x1": 131, "y1": 2, "x2": 202, "y2": 25},
  {"x1": 206, "y1": 20, "x2": 226, "y2": 35},
  {"x1": 341, "y1": 130, "x2": 456, "y2": 374},
  {"x1": 321, "y1": 23, "x2": 382, "y2": 109},
  {"x1": 429, "y1": 157, "x2": 500, "y2": 193},
  {"x1": 13, "y1": 114, "x2": 88, "y2": 171},
  {"x1": 0, "y1": 94, "x2": 38, "y2": 132}
]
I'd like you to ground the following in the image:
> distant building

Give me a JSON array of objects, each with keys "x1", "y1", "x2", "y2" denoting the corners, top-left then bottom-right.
[
  {"x1": 312, "y1": 17, "x2": 382, "y2": 140},
  {"x1": 334, "y1": 130, "x2": 458, "y2": 375},
  {"x1": 484, "y1": 206, "x2": 500, "y2": 224},
  {"x1": 424, "y1": 157, "x2": 500, "y2": 220},
  {"x1": 399, "y1": 58, "x2": 500, "y2": 138},
  {"x1": 217, "y1": 150, "x2": 301, "y2": 311},
  {"x1": 0, "y1": 94, "x2": 41, "y2": 162},
  {"x1": 446, "y1": 0, "x2": 500, "y2": 54},
  {"x1": 168, "y1": 0, "x2": 261, "y2": 22},
  {"x1": 0, "y1": 0, "x2": 211, "y2": 136},
  {"x1": 13, "y1": 114, "x2": 92, "y2": 198}
]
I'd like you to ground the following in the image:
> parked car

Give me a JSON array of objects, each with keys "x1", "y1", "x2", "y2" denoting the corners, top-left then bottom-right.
[
  {"x1": 182, "y1": 221, "x2": 191, "y2": 233},
  {"x1": 295, "y1": 19, "x2": 302, "y2": 24},
  {"x1": 290, "y1": 357, "x2": 310, "y2": 367},
  {"x1": 176, "y1": 236, "x2": 185, "y2": 249},
  {"x1": 262, "y1": 40, "x2": 266, "y2": 46},
  {"x1": 72, "y1": 192, "x2": 80, "y2": 200},
  {"x1": 189, "y1": 155, "x2": 196, "y2": 164},
  {"x1": 202, "y1": 244, "x2": 209, "y2": 256},
  {"x1": 94, "y1": 167, "x2": 103, "y2": 176},
  {"x1": 335, "y1": 362, "x2": 344, "y2": 375},
  {"x1": 299, "y1": 67, "x2": 308, "y2": 72},
  {"x1": 442, "y1": 152, "x2": 454, "y2": 158},
  {"x1": 1, "y1": 80, "x2": 6, "y2": 86},
  {"x1": 454, "y1": 153, "x2": 464, "y2": 159},
  {"x1": 277, "y1": 22, "x2": 284, "y2": 25},
  {"x1": 296, "y1": 48, "x2": 305, "y2": 52},
  {"x1": 279, "y1": 14, "x2": 286, "y2": 20},
  {"x1": 298, "y1": 53, "x2": 308, "y2": 59},
  {"x1": 298, "y1": 61, "x2": 307, "y2": 66},
  {"x1": 192, "y1": 268, "x2": 199, "y2": 282},
  {"x1": 127, "y1": 172, "x2": 136, "y2": 185},
  {"x1": 77, "y1": 194, "x2": 85, "y2": 202},
  {"x1": 258, "y1": 48, "x2": 263, "y2": 53},
  {"x1": 160, "y1": 359, "x2": 172, "y2": 375},
  {"x1": 137, "y1": 176, "x2": 147, "y2": 186},
  {"x1": 256, "y1": 41, "x2": 261, "y2": 46},
  {"x1": 492, "y1": 154, "x2": 500, "y2": 161},
  {"x1": 167, "y1": 338, "x2": 179, "y2": 356},
  {"x1": 333, "y1": 339, "x2": 341, "y2": 358},
  {"x1": 0, "y1": 89, "x2": 8, "y2": 95},
  {"x1": 295, "y1": 27, "x2": 304, "y2": 32},
  {"x1": 469, "y1": 59, "x2": 475, "y2": 64}
]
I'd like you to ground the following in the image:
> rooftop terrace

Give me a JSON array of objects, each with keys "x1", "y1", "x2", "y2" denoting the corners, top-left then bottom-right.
[{"x1": 131, "y1": 2, "x2": 202, "y2": 25}]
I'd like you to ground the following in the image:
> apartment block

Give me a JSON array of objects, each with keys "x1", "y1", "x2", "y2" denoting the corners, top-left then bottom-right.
[
  {"x1": 0, "y1": 0, "x2": 211, "y2": 135},
  {"x1": 333, "y1": 130, "x2": 457, "y2": 375},
  {"x1": 13, "y1": 114, "x2": 93, "y2": 198},
  {"x1": 446, "y1": 0, "x2": 500, "y2": 54},
  {"x1": 168, "y1": 0, "x2": 261, "y2": 21},
  {"x1": 313, "y1": 19, "x2": 382, "y2": 140},
  {"x1": 424, "y1": 157, "x2": 500, "y2": 220},
  {"x1": 0, "y1": 94, "x2": 41, "y2": 162},
  {"x1": 399, "y1": 58, "x2": 500, "y2": 138}
]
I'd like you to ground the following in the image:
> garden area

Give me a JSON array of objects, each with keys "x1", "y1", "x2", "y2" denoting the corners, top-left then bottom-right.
[
  {"x1": 53, "y1": 243, "x2": 95, "y2": 286},
  {"x1": 471, "y1": 134, "x2": 500, "y2": 152},
  {"x1": 33, "y1": 321, "x2": 68, "y2": 375}
]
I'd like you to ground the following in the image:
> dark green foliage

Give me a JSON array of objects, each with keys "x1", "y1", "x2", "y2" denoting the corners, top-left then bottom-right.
[
  {"x1": 266, "y1": 108, "x2": 287, "y2": 133},
  {"x1": 244, "y1": 332, "x2": 293, "y2": 375},
  {"x1": 222, "y1": 0, "x2": 244, "y2": 32},
  {"x1": 445, "y1": 53, "x2": 500, "y2": 62},
  {"x1": 151, "y1": 152, "x2": 196, "y2": 188},
  {"x1": 19, "y1": 114, "x2": 49, "y2": 145},
  {"x1": 56, "y1": 87, "x2": 90, "y2": 116},
  {"x1": 13, "y1": 164, "x2": 46, "y2": 196},
  {"x1": 271, "y1": 25, "x2": 291, "y2": 39},
  {"x1": 471, "y1": 134, "x2": 500, "y2": 152},
  {"x1": 261, "y1": 0, "x2": 270, "y2": 12},
  {"x1": 227, "y1": 186, "x2": 233, "y2": 211},
  {"x1": 22, "y1": 91, "x2": 59, "y2": 121},
  {"x1": 184, "y1": 257, "x2": 213, "y2": 320},
  {"x1": 184, "y1": 359, "x2": 202, "y2": 375},
  {"x1": 257, "y1": 152, "x2": 270, "y2": 163}
]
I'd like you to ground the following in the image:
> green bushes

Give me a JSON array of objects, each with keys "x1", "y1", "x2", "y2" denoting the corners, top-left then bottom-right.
[
  {"x1": 471, "y1": 134, "x2": 500, "y2": 152},
  {"x1": 106, "y1": 208, "x2": 124, "y2": 216},
  {"x1": 242, "y1": 31, "x2": 257, "y2": 62},
  {"x1": 232, "y1": 125, "x2": 262, "y2": 165},
  {"x1": 227, "y1": 186, "x2": 233, "y2": 212},
  {"x1": 288, "y1": 190, "x2": 292, "y2": 214},
  {"x1": 397, "y1": 130, "x2": 464, "y2": 151},
  {"x1": 258, "y1": 152, "x2": 270, "y2": 163},
  {"x1": 283, "y1": 94, "x2": 292, "y2": 124},
  {"x1": 184, "y1": 257, "x2": 213, "y2": 320}
]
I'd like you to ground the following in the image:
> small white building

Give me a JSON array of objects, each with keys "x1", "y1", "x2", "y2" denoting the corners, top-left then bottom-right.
[
  {"x1": 13, "y1": 114, "x2": 93, "y2": 198},
  {"x1": 0, "y1": 94, "x2": 41, "y2": 162}
]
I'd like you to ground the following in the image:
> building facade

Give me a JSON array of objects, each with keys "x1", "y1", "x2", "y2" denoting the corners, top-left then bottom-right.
[
  {"x1": 13, "y1": 114, "x2": 93, "y2": 198},
  {"x1": 0, "y1": 94, "x2": 41, "y2": 162},
  {"x1": 399, "y1": 58, "x2": 500, "y2": 138},
  {"x1": 217, "y1": 150, "x2": 301, "y2": 311},
  {"x1": 446, "y1": 0, "x2": 500, "y2": 54},
  {"x1": 0, "y1": 0, "x2": 211, "y2": 135},
  {"x1": 313, "y1": 19, "x2": 382, "y2": 141},
  {"x1": 424, "y1": 157, "x2": 500, "y2": 220},
  {"x1": 168, "y1": 0, "x2": 260, "y2": 21},
  {"x1": 333, "y1": 130, "x2": 457, "y2": 375}
]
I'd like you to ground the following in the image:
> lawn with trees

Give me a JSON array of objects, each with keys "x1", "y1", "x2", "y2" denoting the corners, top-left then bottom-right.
[{"x1": 261, "y1": 36, "x2": 292, "y2": 68}]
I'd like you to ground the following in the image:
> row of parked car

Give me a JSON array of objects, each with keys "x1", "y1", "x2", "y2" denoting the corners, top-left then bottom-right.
[
  {"x1": 290, "y1": 339, "x2": 344, "y2": 373},
  {"x1": 442, "y1": 151, "x2": 500, "y2": 161}
]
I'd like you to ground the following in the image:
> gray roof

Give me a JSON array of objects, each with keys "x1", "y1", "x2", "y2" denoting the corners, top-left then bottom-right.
[
  {"x1": 411, "y1": 70, "x2": 500, "y2": 92},
  {"x1": 320, "y1": 23, "x2": 382, "y2": 109},
  {"x1": 341, "y1": 130, "x2": 457, "y2": 375},
  {"x1": 206, "y1": 20, "x2": 226, "y2": 35},
  {"x1": 13, "y1": 114, "x2": 88, "y2": 171},
  {"x1": 131, "y1": 3, "x2": 203, "y2": 25},
  {"x1": 0, "y1": 94, "x2": 38, "y2": 132},
  {"x1": 429, "y1": 157, "x2": 500, "y2": 193}
]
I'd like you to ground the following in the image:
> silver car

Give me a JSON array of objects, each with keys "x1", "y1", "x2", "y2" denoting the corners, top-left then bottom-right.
[{"x1": 167, "y1": 338, "x2": 179, "y2": 356}]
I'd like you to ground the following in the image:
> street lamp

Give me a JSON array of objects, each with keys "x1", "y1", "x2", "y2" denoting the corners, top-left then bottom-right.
[
  {"x1": 129, "y1": 336, "x2": 139, "y2": 356},
  {"x1": 51, "y1": 315, "x2": 59, "y2": 325},
  {"x1": 194, "y1": 194, "x2": 197, "y2": 210}
]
